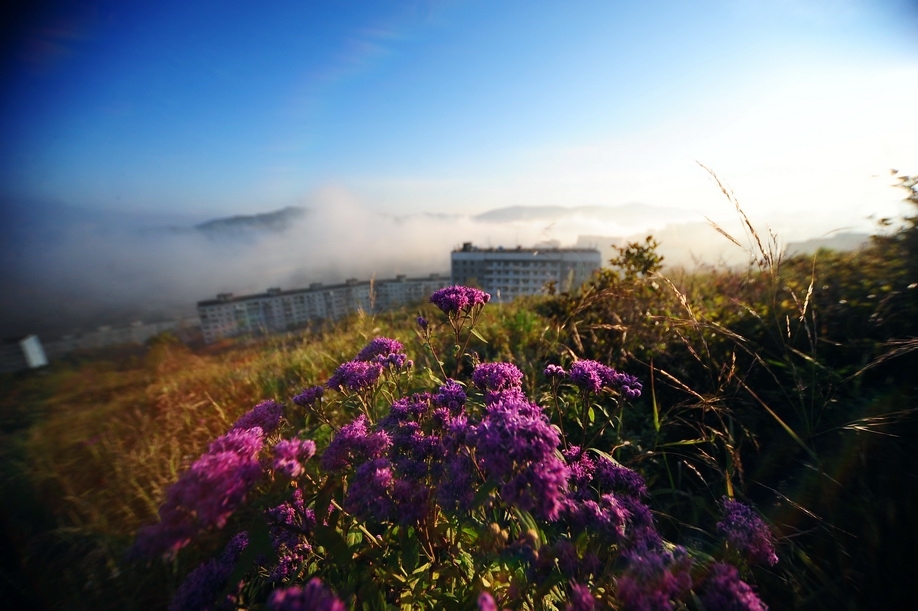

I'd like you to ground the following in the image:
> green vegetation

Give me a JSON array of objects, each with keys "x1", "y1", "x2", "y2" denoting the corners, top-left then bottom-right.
[{"x1": 1, "y1": 175, "x2": 916, "y2": 610}]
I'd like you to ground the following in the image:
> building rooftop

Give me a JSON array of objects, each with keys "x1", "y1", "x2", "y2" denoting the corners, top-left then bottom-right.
[
  {"x1": 454, "y1": 241, "x2": 600, "y2": 254},
  {"x1": 197, "y1": 272, "x2": 446, "y2": 307}
]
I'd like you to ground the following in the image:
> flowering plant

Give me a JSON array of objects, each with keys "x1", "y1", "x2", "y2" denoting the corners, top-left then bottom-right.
[{"x1": 131, "y1": 287, "x2": 775, "y2": 610}]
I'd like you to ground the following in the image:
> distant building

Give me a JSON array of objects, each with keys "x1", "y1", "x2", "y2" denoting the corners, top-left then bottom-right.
[
  {"x1": 197, "y1": 273, "x2": 450, "y2": 343},
  {"x1": 0, "y1": 335, "x2": 49, "y2": 373},
  {"x1": 451, "y1": 242, "x2": 602, "y2": 301}
]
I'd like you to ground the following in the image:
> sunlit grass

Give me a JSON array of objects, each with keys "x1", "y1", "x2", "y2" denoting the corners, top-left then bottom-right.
[{"x1": 1, "y1": 178, "x2": 916, "y2": 608}]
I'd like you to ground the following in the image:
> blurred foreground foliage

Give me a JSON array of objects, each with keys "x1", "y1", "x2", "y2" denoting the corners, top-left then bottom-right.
[{"x1": 1, "y1": 174, "x2": 916, "y2": 609}]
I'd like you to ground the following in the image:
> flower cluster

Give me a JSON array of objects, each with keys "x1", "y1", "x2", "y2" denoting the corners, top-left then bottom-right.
[
  {"x1": 231, "y1": 399, "x2": 284, "y2": 434},
  {"x1": 615, "y1": 545, "x2": 693, "y2": 611},
  {"x1": 429, "y1": 285, "x2": 490, "y2": 315},
  {"x1": 325, "y1": 360, "x2": 384, "y2": 393},
  {"x1": 566, "y1": 583, "x2": 598, "y2": 611},
  {"x1": 560, "y1": 446, "x2": 656, "y2": 547},
  {"x1": 292, "y1": 385, "x2": 323, "y2": 409},
  {"x1": 698, "y1": 563, "x2": 768, "y2": 611},
  {"x1": 168, "y1": 532, "x2": 249, "y2": 611},
  {"x1": 474, "y1": 390, "x2": 568, "y2": 520},
  {"x1": 132, "y1": 421, "x2": 268, "y2": 559},
  {"x1": 320, "y1": 414, "x2": 391, "y2": 472},
  {"x1": 265, "y1": 488, "x2": 316, "y2": 583},
  {"x1": 354, "y1": 336, "x2": 404, "y2": 361},
  {"x1": 473, "y1": 362, "x2": 524, "y2": 392},
  {"x1": 326, "y1": 337, "x2": 412, "y2": 393},
  {"x1": 267, "y1": 578, "x2": 345, "y2": 611},
  {"x1": 567, "y1": 360, "x2": 643, "y2": 398},
  {"x1": 272, "y1": 438, "x2": 317, "y2": 478},
  {"x1": 136, "y1": 286, "x2": 777, "y2": 610},
  {"x1": 717, "y1": 498, "x2": 779, "y2": 566},
  {"x1": 433, "y1": 379, "x2": 466, "y2": 415}
]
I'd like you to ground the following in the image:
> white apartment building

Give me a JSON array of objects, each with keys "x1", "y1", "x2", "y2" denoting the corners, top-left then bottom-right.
[
  {"x1": 451, "y1": 242, "x2": 602, "y2": 302},
  {"x1": 198, "y1": 273, "x2": 449, "y2": 343}
]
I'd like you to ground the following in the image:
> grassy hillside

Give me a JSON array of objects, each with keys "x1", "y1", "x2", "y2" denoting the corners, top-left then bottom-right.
[{"x1": 2, "y1": 182, "x2": 916, "y2": 610}]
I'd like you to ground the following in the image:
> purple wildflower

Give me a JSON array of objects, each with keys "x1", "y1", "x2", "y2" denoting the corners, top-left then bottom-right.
[
  {"x1": 326, "y1": 360, "x2": 384, "y2": 393},
  {"x1": 474, "y1": 395, "x2": 568, "y2": 520},
  {"x1": 344, "y1": 457, "x2": 396, "y2": 523},
  {"x1": 272, "y1": 438, "x2": 317, "y2": 478},
  {"x1": 717, "y1": 498, "x2": 778, "y2": 566},
  {"x1": 355, "y1": 336, "x2": 404, "y2": 361},
  {"x1": 395, "y1": 429, "x2": 444, "y2": 480},
  {"x1": 265, "y1": 489, "x2": 315, "y2": 582},
  {"x1": 267, "y1": 578, "x2": 346, "y2": 611},
  {"x1": 616, "y1": 546, "x2": 693, "y2": 611},
  {"x1": 168, "y1": 532, "x2": 249, "y2": 611},
  {"x1": 320, "y1": 415, "x2": 391, "y2": 472},
  {"x1": 568, "y1": 360, "x2": 643, "y2": 398},
  {"x1": 292, "y1": 385, "x2": 323, "y2": 409},
  {"x1": 209, "y1": 426, "x2": 266, "y2": 457},
  {"x1": 266, "y1": 488, "x2": 315, "y2": 551},
  {"x1": 391, "y1": 477, "x2": 432, "y2": 526},
  {"x1": 381, "y1": 393, "x2": 431, "y2": 425},
  {"x1": 560, "y1": 448, "x2": 657, "y2": 545},
  {"x1": 429, "y1": 285, "x2": 491, "y2": 315},
  {"x1": 699, "y1": 563, "x2": 768, "y2": 611},
  {"x1": 569, "y1": 360, "x2": 611, "y2": 394},
  {"x1": 552, "y1": 539, "x2": 581, "y2": 578},
  {"x1": 475, "y1": 398, "x2": 559, "y2": 476},
  {"x1": 620, "y1": 495, "x2": 663, "y2": 550},
  {"x1": 433, "y1": 379, "x2": 467, "y2": 414},
  {"x1": 593, "y1": 455, "x2": 649, "y2": 498},
  {"x1": 473, "y1": 362, "x2": 525, "y2": 392},
  {"x1": 566, "y1": 583, "x2": 598, "y2": 611},
  {"x1": 544, "y1": 364, "x2": 568, "y2": 379},
  {"x1": 132, "y1": 428, "x2": 265, "y2": 558},
  {"x1": 563, "y1": 446, "x2": 596, "y2": 495},
  {"x1": 478, "y1": 592, "x2": 498, "y2": 611},
  {"x1": 379, "y1": 394, "x2": 445, "y2": 482},
  {"x1": 482, "y1": 386, "x2": 530, "y2": 406},
  {"x1": 378, "y1": 351, "x2": 412, "y2": 372},
  {"x1": 501, "y1": 455, "x2": 570, "y2": 520},
  {"x1": 416, "y1": 315, "x2": 429, "y2": 330},
  {"x1": 561, "y1": 493, "x2": 629, "y2": 541},
  {"x1": 602, "y1": 369, "x2": 643, "y2": 398},
  {"x1": 176, "y1": 449, "x2": 263, "y2": 528},
  {"x1": 231, "y1": 399, "x2": 284, "y2": 434},
  {"x1": 438, "y1": 452, "x2": 478, "y2": 514}
]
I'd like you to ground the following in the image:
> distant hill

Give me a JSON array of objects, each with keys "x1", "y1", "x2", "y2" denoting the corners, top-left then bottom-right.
[
  {"x1": 194, "y1": 206, "x2": 308, "y2": 237},
  {"x1": 474, "y1": 203, "x2": 697, "y2": 225},
  {"x1": 577, "y1": 225, "x2": 872, "y2": 269},
  {"x1": 786, "y1": 232, "x2": 870, "y2": 255}
]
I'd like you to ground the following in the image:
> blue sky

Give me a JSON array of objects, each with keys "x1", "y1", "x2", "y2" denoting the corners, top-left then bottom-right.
[{"x1": 2, "y1": 0, "x2": 918, "y2": 234}]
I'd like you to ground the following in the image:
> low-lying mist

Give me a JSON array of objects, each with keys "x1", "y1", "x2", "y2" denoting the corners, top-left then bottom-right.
[{"x1": 1, "y1": 188, "x2": 857, "y2": 340}]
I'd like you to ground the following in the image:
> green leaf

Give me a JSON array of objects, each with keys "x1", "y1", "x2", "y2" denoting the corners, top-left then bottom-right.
[
  {"x1": 470, "y1": 327, "x2": 489, "y2": 344},
  {"x1": 313, "y1": 524, "x2": 351, "y2": 568},
  {"x1": 657, "y1": 437, "x2": 711, "y2": 447},
  {"x1": 400, "y1": 528, "x2": 420, "y2": 574},
  {"x1": 586, "y1": 447, "x2": 618, "y2": 464},
  {"x1": 512, "y1": 507, "x2": 542, "y2": 547}
]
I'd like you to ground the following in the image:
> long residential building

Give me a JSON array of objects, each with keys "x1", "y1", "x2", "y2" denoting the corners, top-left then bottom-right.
[
  {"x1": 451, "y1": 242, "x2": 602, "y2": 301},
  {"x1": 197, "y1": 273, "x2": 449, "y2": 343}
]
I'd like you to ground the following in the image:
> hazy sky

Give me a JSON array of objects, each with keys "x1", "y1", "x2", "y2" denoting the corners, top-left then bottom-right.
[{"x1": 3, "y1": 0, "x2": 917, "y2": 235}]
